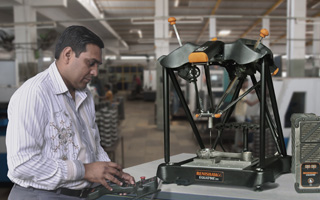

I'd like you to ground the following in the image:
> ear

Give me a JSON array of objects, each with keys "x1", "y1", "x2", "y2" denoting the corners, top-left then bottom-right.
[{"x1": 61, "y1": 47, "x2": 73, "y2": 64}]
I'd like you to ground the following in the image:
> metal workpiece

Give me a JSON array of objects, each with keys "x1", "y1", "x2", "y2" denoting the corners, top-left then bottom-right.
[{"x1": 196, "y1": 148, "x2": 253, "y2": 162}]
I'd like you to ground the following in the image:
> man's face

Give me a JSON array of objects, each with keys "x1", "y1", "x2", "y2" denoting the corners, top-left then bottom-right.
[{"x1": 65, "y1": 44, "x2": 102, "y2": 91}]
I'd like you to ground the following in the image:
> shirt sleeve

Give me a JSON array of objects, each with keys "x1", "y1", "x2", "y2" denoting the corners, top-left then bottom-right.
[
  {"x1": 86, "y1": 89, "x2": 111, "y2": 162},
  {"x1": 94, "y1": 122, "x2": 111, "y2": 162},
  {"x1": 6, "y1": 85, "x2": 84, "y2": 190}
]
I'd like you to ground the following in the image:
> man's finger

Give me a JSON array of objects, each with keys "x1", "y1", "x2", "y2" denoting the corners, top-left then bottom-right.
[
  {"x1": 106, "y1": 162, "x2": 122, "y2": 171},
  {"x1": 100, "y1": 179, "x2": 113, "y2": 191},
  {"x1": 121, "y1": 172, "x2": 135, "y2": 184},
  {"x1": 105, "y1": 174, "x2": 123, "y2": 186}
]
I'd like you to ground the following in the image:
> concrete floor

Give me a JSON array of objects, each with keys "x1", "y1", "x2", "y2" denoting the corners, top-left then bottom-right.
[{"x1": 0, "y1": 91, "x2": 202, "y2": 199}]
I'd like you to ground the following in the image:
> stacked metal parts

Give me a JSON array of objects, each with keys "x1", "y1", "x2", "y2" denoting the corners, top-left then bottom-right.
[
  {"x1": 253, "y1": 129, "x2": 277, "y2": 158},
  {"x1": 214, "y1": 122, "x2": 259, "y2": 153},
  {"x1": 96, "y1": 104, "x2": 119, "y2": 148}
]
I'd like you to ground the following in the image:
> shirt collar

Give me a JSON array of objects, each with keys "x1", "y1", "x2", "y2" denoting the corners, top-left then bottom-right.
[
  {"x1": 49, "y1": 61, "x2": 69, "y2": 95},
  {"x1": 48, "y1": 61, "x2": 89, "y2": 99}
]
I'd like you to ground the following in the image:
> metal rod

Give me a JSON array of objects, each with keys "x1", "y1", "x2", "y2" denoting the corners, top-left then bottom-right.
[
  {"x1": 168, "y1": 69, "x2": 205, "y2": 149},
  {"x1": 218, "y1": 82, "x2": 260, "y2": 114},
  {"x1": 172, "y1": 24, "x2": 183, "y2": 46},
  {"x1": 265, "y1": 65, "x2": 287, "y2": 156},
  {"x1": 212, "y1": 129, "x2": 221, "y2": 149},
  {"x1": 163, "y1": 67, "x2": 170, "y2": 164},
  {"x1": 213, "y1": 78, "x2": 243, "y2": 153},
  {"x1": 204, "y1": 65, "x2": 215, "y2": 112},
  {"x1": 220, "y1": 77, "x2": 244, "y2": 125},
  {"x1": 259, "y1": 61, "x2": 266, "y2": 168},
  {"x1": 193, "y1": 79, "x2": 203, "y2": 112},
  {"x1": 214, "y1": 77, "x2": 238, "y2": 113},
  {"x1": 243, "y1": 127, "x2": 249, "y2": 152},
  {"x1": 250, "y1": 75, "x2": 282, "y2": 155},
  {"x1": 209, "y1": 129, "x2": 212, "y2": 148}
]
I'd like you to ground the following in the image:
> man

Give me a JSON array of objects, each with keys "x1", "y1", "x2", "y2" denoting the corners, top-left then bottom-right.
[
  {"x1": 103, "y1": 84, "x2": 113, "y2": 102},
  {"x1": 6, "y1": 26, "x2": 134, "y2": 199},
  {"x1": 133, "y1": 74, "x2": 142, "y2": 94}
]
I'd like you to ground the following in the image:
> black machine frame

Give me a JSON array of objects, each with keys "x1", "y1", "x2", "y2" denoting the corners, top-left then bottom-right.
[{"x1": 156, "y1": 38, "x2": 291, "y2": 190}]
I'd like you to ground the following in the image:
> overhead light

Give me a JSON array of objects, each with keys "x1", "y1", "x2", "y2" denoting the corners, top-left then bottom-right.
[
  {"x1": 121, "y1": 55, "x2": 154, "y2": 60},
  {"x1": 175, "y1": 17, "x2": 203, "y2": 24},
  {"x1": 131, "y1": 16, "x2": 203, "y2": 25},
  {"x1": 282, "y1": 71, "x2": 287, "y2": 77},
  {"x1": 218, "y1": 30, "x2": 231, "y2": 36},
  {"x1": 43, "y1": 57, "x2": 52, "y2": 62},
  {"x1": 137, "y1": 30, "x2": 143, "y2": 38},
  {"x1": 281, "y1": 54, "x2": 314, "y2": 60},
  {"x1": 129, "y1": 29, "x2": 143, "y2": 38},
  {"x1": 105, "y1": 55, "x2": 117, "y2": 60},
  {"x1": 174, "y1": 0, "x2": 179, "y2": 7}
]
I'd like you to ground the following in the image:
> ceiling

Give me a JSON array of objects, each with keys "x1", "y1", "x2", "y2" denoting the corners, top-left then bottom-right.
[
  {"x1": 95, "y1": 0, "x2": 320, "y2": 53},
  {"x1": 0, "y1": 0, "x2": 320, "y2": 60}
]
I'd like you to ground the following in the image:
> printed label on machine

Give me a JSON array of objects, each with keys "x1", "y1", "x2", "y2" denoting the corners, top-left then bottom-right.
[
  {"x1": 301, "y1": 163, "x2": 320, "y2": 188},
  {"x1": 195, "y1": 170, "x2": 224, "y2": 182}
]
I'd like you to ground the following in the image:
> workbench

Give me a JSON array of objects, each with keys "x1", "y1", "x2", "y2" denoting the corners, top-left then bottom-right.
[{"x1": 98, "y1": 153, "x2": 320, "y2": 200}]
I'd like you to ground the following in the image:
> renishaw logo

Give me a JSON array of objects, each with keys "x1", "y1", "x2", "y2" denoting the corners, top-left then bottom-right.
[
  {"x1": 195, "y1": 170, "x2": 224, "y2": 182},
  {"x1": 196, "y1": 171, "x2": 222, "y2": 177}
]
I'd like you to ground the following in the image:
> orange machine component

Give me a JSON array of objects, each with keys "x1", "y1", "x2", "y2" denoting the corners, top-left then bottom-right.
[
  {"x1": 272, "y1": 68, "x2": 279, "y2": 76},
  {"x1": 188, "y1": 52, "x2": 208, "y2": 63},
  {"x1": 168, "y1": 17, "x2": 177, "y2": 25},
  {"x1": 260, "y1": 29, "x2": 269, "y2": 38},
  {"x1": 211, "y1": 37, "x2": 218, "y2": 41}
]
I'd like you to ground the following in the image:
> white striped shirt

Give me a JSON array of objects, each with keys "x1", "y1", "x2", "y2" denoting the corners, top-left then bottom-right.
[{"x1": 6, "y1": 62, "x2": 110, "y2": 190}]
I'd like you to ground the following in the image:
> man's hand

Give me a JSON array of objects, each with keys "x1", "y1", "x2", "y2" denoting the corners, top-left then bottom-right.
[
  {"x1": 84, "y1": 161, "x2": 134, "y2": 191},
  {"x1": 118, "y1": 172, "x2": 136, "y2": 196},
  {"x1": 119, "y1": 172, "x2": 135, "y2": 185}
]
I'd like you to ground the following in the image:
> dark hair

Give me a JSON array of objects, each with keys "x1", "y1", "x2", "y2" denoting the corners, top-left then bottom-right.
[{"x1": 54, "y1": 25, "x2": 104, "y2": 59}]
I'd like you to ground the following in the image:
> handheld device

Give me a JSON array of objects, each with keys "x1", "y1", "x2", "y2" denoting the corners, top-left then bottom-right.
[{"x1": 87, "y1": 176, "x2": 160, "y2": 200}]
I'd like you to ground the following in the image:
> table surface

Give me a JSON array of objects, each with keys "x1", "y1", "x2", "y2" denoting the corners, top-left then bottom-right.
[
  {"x1": 124, "y1": 153, "x2": 320, "y2": 200},
  {"x1": 120, "y1": 153, "x2": 320, "y2": 200}
]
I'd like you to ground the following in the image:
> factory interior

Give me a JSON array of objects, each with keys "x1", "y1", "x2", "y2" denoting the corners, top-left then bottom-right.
[{"x1": 1, "y1": 0, "x2": 320, "y2": 199}]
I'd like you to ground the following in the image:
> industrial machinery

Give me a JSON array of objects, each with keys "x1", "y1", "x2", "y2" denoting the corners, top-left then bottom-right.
[
  {"x1": 291, "y1": 113, "x2": 320, "y2": 193},
  {"x1": 156, "y1": 17, "x2": 291, "y2": 190}
]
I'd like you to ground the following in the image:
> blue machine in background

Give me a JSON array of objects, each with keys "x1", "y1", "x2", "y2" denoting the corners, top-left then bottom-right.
[
  {"x1": 0, "y1": 104, "x2": 10, "y2": 184},
  {"x1": 0, "y1": 60, "x2": 17, "y2": 185}
]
